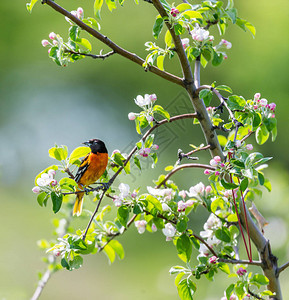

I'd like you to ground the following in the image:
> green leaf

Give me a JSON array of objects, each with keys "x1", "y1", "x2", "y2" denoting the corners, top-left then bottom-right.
[
  {"x1": 271, "y1": 122, "x2": 277, "y2": 141},
  {"x1": 169, "y1": 265, "x2": 187, "y2": 275},
  {"x1": 199, "y1": 89, "x2": 212, "y2": 106},
  {"x1": 258, "y1": 172, "x2": 265, "y2": 185},
  {"x1": 176, "y1": 218, "x2": 188, "y2": 233},
  {"x1": 255, "y1": 124, "x2": 269, "y2": 145},
  {"x1": 105, "y1": 0, "x2": 117, "y2": 11},
  {"x1": 61, "y1": 258, "x2": 70, "y2": 270},
  {"x1": 59, "y1": 178, "x2": 78, "y2": 191},
  {"x1": 236, "y1": 18, "x2": 256, "y2": 37},
  {"x1": 176, "y1": 234, "x2": 192, "y2": 263},
  {"x1": 134, "y1": 156, "x2": 141, "y2": 170},
  {"x1": 51, "y1": 192, "x2": 63, "y2": 214},
  {"x1": 182, "y1": 10, "x2": 203, "y2": 19},
  {"x1": 26, "y1": 0, "x2": 39, "y2": 13},
  {"x1": 153, "y1": 105, "x2": 170, "y2": 120},
  {"x1": 146, "y1": 195, "x2": 162, "y2": 212},
  {"x1": 103, "y1": 243, "x2": 116, "y2": 264},
  {"x1": 70, "y1": 256, "x2": 83, "y2": 270},
  {"x1": 263, "y1": 117, "x2": 277, "y2": 132},
  {"x1": 153, "y1": 16, "x2": 164, "y2": 39},
  {"x1": 212, "y1": 51, "x2": 223, "y2": 66},
  {"x1": 69, "y1": 146, "x2": 91, "y2": 165},
  {"x1": 221, "y1": 179, "x2": 238, "y2": 190},
  {"x1": 227, "y1": 95, "x2": 246, "y2": 110},
  {"x1": 109, "y1": 240, "x2": 125, "y2": 260},
  {"x1": 252, "y1": 112, "x2": 262, "y2": 130},
  {"x1": 240, "y1": 177, "x2": 248, "y2": 192},
  {"x1": 219, "y1": 263, "x2": 231, "y2": 275},
  {"x1": 215, "y1": 227, "x2": 231, "y2": 243},
  {"x1": 264, "y1": 179, "x2": 272, "y2": 192},
  {"x1": 114, "y1": 152, "x2": 124, "y2": 166},
  {"x1": 226, "y1": 283, "x2": 235, "y2": 299},
  {"x1": 175, "y1": 272, "x2": 185, "y2": 286},
  {"x1": 216, "y1": 85, "x2": 232, "y2": 94},
  {"x1": 175, "y1": 3, "x2": 191, "y2": 12},
  {"x1": 48, "y1": 145, "x2": 68, "y2": 161},
  {"x1": 251, "y1": 274, "x2": 269, "y2": 285},
  {"x1": 76, "y1": 38, "x2": 92, "y2": 51},
  {"x1": 165, "y1": 30, "x2": 173, "y2": 47},
  {"x1": 117, "y1": 205, "x2": 129, "y2": 227},
  {"x1": 174, "y1": 23, "x2": 183, "y2": 35},
  {"x1": 177, "y1": 279, "x2": 196, "y2": 300},
  {"x1": 37, "y1": 192, "x2": 48, "y2": 207},
  {"x1": 94, "y1": 0, "x2": 104, "y2": 19},
  {"x1": 159, "y1": 0, "x2": 171, "y2": 12},
  {"x1": 157, "y1": 55, "x2": 165, "y2": 70}
]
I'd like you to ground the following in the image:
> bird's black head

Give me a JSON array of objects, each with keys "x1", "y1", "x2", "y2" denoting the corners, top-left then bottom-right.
[{"x1": 83, "y1": 139, "x2": 107, "y2": 154}]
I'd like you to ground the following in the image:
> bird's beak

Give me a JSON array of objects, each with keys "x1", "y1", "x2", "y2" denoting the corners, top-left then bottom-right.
[{"x1": 82, "y1": 141, "x2": 90, "y2": 146}]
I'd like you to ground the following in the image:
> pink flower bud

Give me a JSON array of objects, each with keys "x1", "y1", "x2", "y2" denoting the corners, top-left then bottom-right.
[
  {"x1": 215, "y1": 171, "x2": 220, "y2": 176},
  {"x1": 50, "y1": 179, "x2": 57, "y2": 186},
  {"x1": 268, "y1": 102, "x2": 276, "y2": 111},
  {"x1": 48, "y1": 48, "x2": 51, "y2": 54},
  {"x1": 53, "y1": 40, "x2": 58, "y2": 46},
  {"x1": 214, "y1": 156, "x2": 221, "y2": 163},
  {"x1": 151, "y1": 144, "x2": 159, "y2": 150},
  {"x1": 270, "y1": 113, "x2": 275, "y2": 118},
  {"x1": 112, "y1": 149, "x2": 120, "y2": 155},
  {"x1": 177, "y1": 200, "x2": 187, "y2": 212},
  {"x1": 131, "y1": 191, "x2": 137, "y2": 198},
  {"x1": 32, "y1": 186, "x2": 41, "y2": 194},
  {"x1": 204, "y1": 169, "x2": 211, "y2": 175},
  {"x1": 71, "y1": 10, "x2": 78, "y2": 17},
  {"x1": 223, "y1": 54, "x2": 228, "y2": 59},
  {"x1": 205, "y1": 186, "x2": 212, "y2": 194},
  {"x1": 151, "y1": 223, "x2": 157, "y2": 232},
  {"x1": 253, "y1": 105, "x2": 258, "y2": 110},
  {"x1": 41, "y1": 39, "x2": 49, "y2": 47},
  {"x1": 209, "y1": 35, "x2": 214, "y2": 42},
  {"x1": 220, "y1": 163, "x2": 225, "y2": 167},
  {"x1": 49, "y1": 32, "x2": 57, "y2": 40},
  {"x1": 254, "y1": 93, "x2": 261, "y2": 101},
  {"x1": 221, "y1": 39, "x2": 232, "y2": 49},
  {"x1": 210, "y1": 159, "x2": 218, "y2": 167},
  {"x1": 209, "y1": 256, "x2": 218, "y2": 264},
  {"x1": 128, "y1": 112, "x2": 136, "y2": 120},
  {"x1": 149, "y1": 94, "x2": 157, "y2": 102},
  {"x1": 246, "y1": 144, "x2": 253, "y2": 151},
  {"x1": 185, "y1": 200, "x2": 195, "y2": 207},
  {"x1": 170, "y1": 8, "x2": 180, "y2": 17},
  {"x1": 236, "y1": 267, "x2": 247, "y2": 276},
  {"x1": 77, "y1": 7, "x2": 84, "y2": 17}
]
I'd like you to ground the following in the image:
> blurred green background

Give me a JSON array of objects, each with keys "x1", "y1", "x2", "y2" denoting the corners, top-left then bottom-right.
[{"x1": 0, "y1": 0, "x2": 289, "y2": 299}]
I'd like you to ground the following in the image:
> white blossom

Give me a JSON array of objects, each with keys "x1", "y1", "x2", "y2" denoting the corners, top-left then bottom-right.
[
  {"x1": 147, "y1": 186, "x2": 173, "y2": 198},
  {"x1": 119, "y1": 183, "x2": 130, "y2": 199},
  {"x1": 134, "y1": 94, "x2": 152, "y2": 107},
  {"x1": 186, "y1": 182, "x2": 205, "y2": 197},
  {"x1": 162, "y1": 223, "x2": 176, "y2": 238},
  {"x1": 190, "y1": 24, "x2": 210, "y2": 42},
  {"x1": 135, "y1": 220, "x2": 147, "y2": 234}
]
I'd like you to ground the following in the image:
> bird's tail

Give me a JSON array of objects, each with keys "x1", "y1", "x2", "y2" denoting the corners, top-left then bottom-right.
[{"x1": 73, "y1": 192, "x2": 84, "y2": 216}]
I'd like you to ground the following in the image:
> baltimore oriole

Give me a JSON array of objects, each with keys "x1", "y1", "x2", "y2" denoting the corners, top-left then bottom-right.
[{"x1": 73, "y1": 139, "x2": 108, "y2": 216}]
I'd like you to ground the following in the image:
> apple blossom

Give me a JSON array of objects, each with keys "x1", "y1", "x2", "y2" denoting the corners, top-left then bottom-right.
[
  {"x1": 259, "y1": 98, "x2": 268, "y2": 107},
  {"x1": 151, "y1": 223, "x2": 157, "y2": 232},
  {"x1": 268, "y1": 102, "x2": 276, "y2": 111},
  {"x1": 131, "y1": 190, "x2": 138, "y2": 198},
  {"x1": 146, "y1": 115, "x2": 154, "y2": 122},
  {"x1": 134, "y1": 94, "x2": 152, "y2": 107},
  {"x1": 190, "y1": 24, "x2": 209, "y2": 42},
  {"x1": 209, "y1": 256, "x2": 218, "y2": 264},
  {"x1": 128, "y1": 112, "x2": 136, "y2": 120},
  {"x1": 177, "y1": 200, "x2": 187, "y2": 212},
  {"x1": 149, "y1": 93, "x2": 157, "y2": 102},
  {"x1": 246, "y1": 144, "x2": 253, "y2": 151},
  {"x1": 119, "y1": 183, "x2": 130, "y2": 198},
  {"x1": 236, "y1": 267, "x2": 247, "y2": 276},
  {"x1": 41, "y1": 39, "x2": 49, "y2": 47},
  {"x1": 179, "y1": 190, "x2": 186, "y2": 199},
  {"x1": 147, "y1": 186, "x2": 173, "y2": 198},
  {"x1": 49, "y1": 32, "x2": 57, "y2": 40},
  {"x1": 204, "y1": 169, "x2": 211, "y2": 175},
  {"x1": 32, "y1": 186, "x2": 41, "y2": 194},
  {"x1": 209, "y1": 158, "x2": 218, "y2": 167},
  {"x1": 50, "y1": 179, "x2": 57, "y2": 186},
  {"x1": 48, "y1": 169, "x2": 56, "y2": 177},
  {"x1": 185, "y1": 200, "x2": 195, "y2": 207},
  {"x1": 162, "y1": 203, "x2": 170, "y2": 211},
  {"x1": 254, "y1": 93, "x2": 261, "y2": 101},
  {"x1": 181, "y1": 38, "x2": 190, "y2": 49},
  {"x1": 215, "y1": 171, "x2": 220, "y2": 176},
  {"x1": 235, "y1": 140, "x2": 242, "y2": 148},
  {"x1": 170, "y1": 8, "x2": 179, "y2": 17},
  {"x1": 113, "y1": 196, "x2": 123, "y2": 207},
  {"x1": 151, "y1": 144, "x2": 159, "y2": 150},
  {"x1": 187, "y1": 182, "x2": 205, "y2": 197},
  {"x1": 135, "y1": 220, "x2": 147, "y2": 234},
  {"x1": 221, "y1": 39, "x2": 232, "y2": 49},
  {"x1": 77, "y1": 7, "x2": 84, "y2": 18},
  {"x1": 162, "y1": 223, "x2": 176, "y2": 238},
  {"x1": 205, "y1": 185, "x2": 212, "y2": 194}
]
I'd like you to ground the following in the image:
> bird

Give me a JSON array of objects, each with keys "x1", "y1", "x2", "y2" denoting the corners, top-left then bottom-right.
[{"x1": 73, "y1": 139, "x2": 108, "y2": 216}]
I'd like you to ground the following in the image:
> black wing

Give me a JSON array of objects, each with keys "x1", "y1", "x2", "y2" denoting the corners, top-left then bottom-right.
[{"x1": 74, "y1": 154, "x2": 90, "y2": 183}]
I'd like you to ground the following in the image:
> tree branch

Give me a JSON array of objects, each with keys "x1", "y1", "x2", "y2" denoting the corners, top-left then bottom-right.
[
  {"x1": 218, "y1": 258, "x2": 263, "y2": 267},
  {"x1": 151, "y1": 0, "x2": 194, "y2": 87},
  {"x1": 277, "y1": 261, "x2": 289, "y2": 276},
  {"x1": 66, "y1": 49, "x2": 116, "y2": 60},
  {"x1": 156, "y1": 163, "x2": 215, "y2": 188},
  {"x1": 41, "y1": 0, "x2": 183, "y2": 86}
]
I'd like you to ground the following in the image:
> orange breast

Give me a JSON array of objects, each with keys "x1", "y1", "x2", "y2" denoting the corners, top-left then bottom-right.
[{"x1": 78, "y1": 152, "x2": 108, "y2": 187}]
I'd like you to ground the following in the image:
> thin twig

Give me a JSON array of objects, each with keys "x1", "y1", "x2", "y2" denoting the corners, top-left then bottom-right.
[
  {"x1": 194, "y1": 57, "x2": 201, "y2": 89},
  {"x1": 66, "y1": 49, "x2": 116, "y2": 60},
  {"x1": 156, "y1": 163, "x2": 215, "y2": 188},
  {"x1": 42, "y1": 0, "x2": 183, "y2": 86},
  {"x1": 191, "y1": 234, "x2": 218, "y2": 257},
  {"x1": 218, "y1": 258, "x2": 263, "y2": 267},
  {"x1": 98, "y1": 214, "x2": 137, "y2": 252},
  {"x1": 277, "y1": 261, "x2": 289, "y2": 275},
  {"x1": 183, "y1": 144, "x2": 211, "y2": 158}
]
